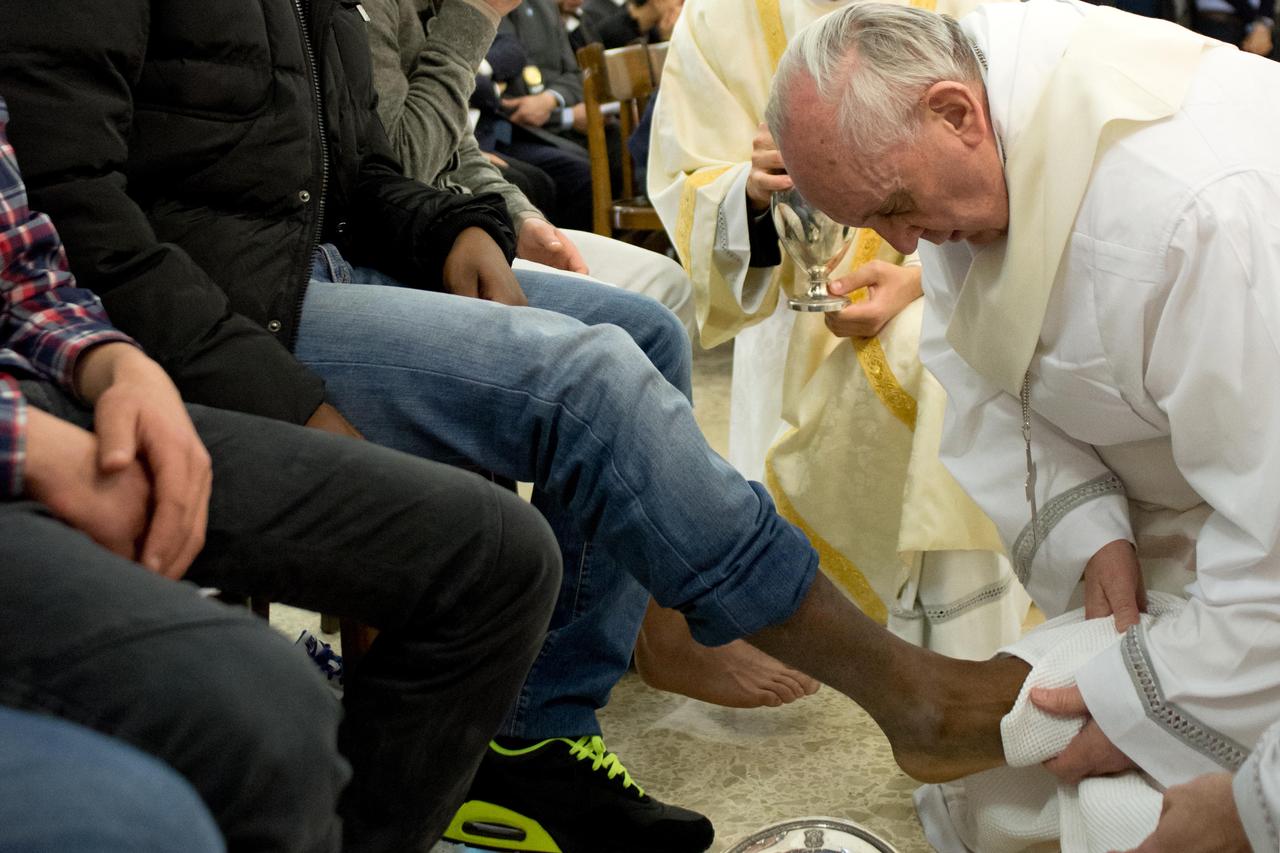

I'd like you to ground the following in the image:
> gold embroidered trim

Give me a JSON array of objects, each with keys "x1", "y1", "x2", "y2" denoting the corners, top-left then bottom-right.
[
  {"x1": 755, "y1": 0, "x2": 918, "y2": 429},
  {"x1": 756, "y1": 0, "x2": 787, "y2": 71},
  {"x1": 674, "y1": 166, "x2": 732, "y2": 274},
  {"x1": 765, "y1": 452, "x2": 888, "y2": 625},
  {"x1": 843, "y1": 230, "x2": 919, "y2": 431},
  {"x1": 852, "y1": 336, "x2": 917, "y2": 432}
]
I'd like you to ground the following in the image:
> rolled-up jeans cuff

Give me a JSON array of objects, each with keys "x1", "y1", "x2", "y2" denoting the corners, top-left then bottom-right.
[{"x1": 682, "y1": 484, "x2": 821, "y2": 646}]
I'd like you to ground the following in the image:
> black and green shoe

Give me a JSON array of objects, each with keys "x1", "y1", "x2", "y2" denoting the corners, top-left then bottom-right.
[{"x1": 443, "y1": 735, "x2": 714, "y2": 853}]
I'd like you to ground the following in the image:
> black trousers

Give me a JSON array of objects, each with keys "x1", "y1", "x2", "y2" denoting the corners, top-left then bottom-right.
[{"x1": 0, "y1": 381, "x2": 561, "y2": 853}]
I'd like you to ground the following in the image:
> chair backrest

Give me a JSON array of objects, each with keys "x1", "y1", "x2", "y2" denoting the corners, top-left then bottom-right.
[
  {"x1": 647, "y1": 41, "x2": 669, "y2": 88},
  {"x1": 577, "y1": 41, "x2": 669, "y2": 235}
]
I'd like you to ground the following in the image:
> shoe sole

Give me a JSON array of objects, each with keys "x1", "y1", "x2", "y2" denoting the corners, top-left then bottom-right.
[{"x1": 443, "y1": 800, "x2": 564, "y2": 852}]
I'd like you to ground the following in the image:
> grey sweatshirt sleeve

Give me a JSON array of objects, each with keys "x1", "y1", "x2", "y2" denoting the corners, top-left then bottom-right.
[
  {"x1": 367, "y1": 0, "x2": 542, "y2": 228},
  {"x1": 1234, "y1": 721, "x2": 1280, "y2": 852},
  {"x1": 367, "y1": 0, "x2": 493, "y2": 187}
]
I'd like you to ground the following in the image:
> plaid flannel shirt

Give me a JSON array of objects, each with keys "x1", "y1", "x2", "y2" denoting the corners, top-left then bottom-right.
[{"x1": 0, "y1": 97, "x2": 135, "y2": 497}]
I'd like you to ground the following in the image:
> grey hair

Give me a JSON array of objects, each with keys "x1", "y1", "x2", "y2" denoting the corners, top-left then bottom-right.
[{"x1": 765, "y1": 2, "x2": 981, "y2": 156}]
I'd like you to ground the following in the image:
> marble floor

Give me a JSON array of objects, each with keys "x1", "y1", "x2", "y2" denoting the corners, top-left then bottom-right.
[{"x1": 272, "y1": 340, "x2": 933, "y2": 853}]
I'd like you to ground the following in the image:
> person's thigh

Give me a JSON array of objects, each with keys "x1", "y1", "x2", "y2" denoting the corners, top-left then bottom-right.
[
  {"x1": 0, "y1": 501, "x2": 347, "y2": 853},
  {"x1": 292, "y1": 277, "x2": 815, "y2": 645},
  {"x1": 186, "y1": 401, "x2": 547, "y2": 631},
  {"x1": 0, "y1": 706, "x2": 224, "y2": 853},
  {"x1": 500, "y1": 155, "x2": 558, "y2": 214},
  {"x1": 513, "y1": 267, "x2": 692, "y2": 397},
  {"x1": 294, "y1": 279, "x2": 642, "y2": 469},
  {"x1": 555, "y1": 229, "x2": 697, "y2": 339}
]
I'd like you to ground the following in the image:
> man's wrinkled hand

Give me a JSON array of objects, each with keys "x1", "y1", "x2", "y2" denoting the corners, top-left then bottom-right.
[
  {"x1": 824, "y1": 261, "x2": 922, "y2": 338},
  {"x1": 74, "y1": 343, "x2": 211, "y2": 579},
  {"x1": 1032, "y1": 685, "x2": 1137, "y2": 784},
  {"x1": 502, "y1": 92, "x2": 558, "y2": 128},
  {"x1": 746, "y1": 123, "x2": 792, "y2": 211},
  {"x1": 1121, "y1": 772, "x2": 1250, "y2": 853},
  {"x1": 1084, "y1": 538, "x2": 1146, "y2": 631},
  {"x1": 444, "y1": 226, "x2": 528, "y2": 306},
  {"x1": 517, "y1": 217, "x2": 589, "y2": 273},
  {"x1": 24, "y1": 406, "x2": 152, "y2": 566}
]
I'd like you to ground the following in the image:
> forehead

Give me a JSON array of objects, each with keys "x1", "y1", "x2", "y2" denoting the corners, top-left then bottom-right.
[
  {"x1": 776, "y1": 77, "x2": 901, "y2": 213},
  {"x1": 780, "y1": 124, "x2": 899, "y2": 223}
]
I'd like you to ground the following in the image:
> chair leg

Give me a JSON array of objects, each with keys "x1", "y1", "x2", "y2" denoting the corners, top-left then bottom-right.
[
  {"x1": 319, "y1": 613, "x2": 341, "y2": 635},
  {"x1": 340, "y1": 619, "x2": 378, "y2": 670},
  {"x1": 249, "y1": 597, "x2": 271, "y2": 621}
]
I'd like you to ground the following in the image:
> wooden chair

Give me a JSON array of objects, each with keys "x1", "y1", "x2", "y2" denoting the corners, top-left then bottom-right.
[{"x1": 576, "y1": 41, "x2": 669, "y2": 238}]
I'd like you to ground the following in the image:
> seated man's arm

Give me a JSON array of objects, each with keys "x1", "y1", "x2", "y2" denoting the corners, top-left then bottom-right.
[
  {"x1": 363, "y1": 0, "x2": 555, "y2": 247},
  {"x1": 0, "y1": 101, "x2": 135, "y2": 402},
  {"x1": 0, "y1": 102, "x2": 209, "y2": 576},
  {"x1": 365, "y1": 0, "x2": 508, "y2": 186},
  {"x1": 338, "y1": 28, "x2": 521, "y2": 298},
  {"x1": 1074, "y1": 172, "x2": 1280, "y2": 788}
]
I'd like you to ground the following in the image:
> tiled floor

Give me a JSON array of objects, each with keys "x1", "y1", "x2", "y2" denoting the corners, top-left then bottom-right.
[{"x1": 272, "y1": 339, "x2": 932, "y2": 852}]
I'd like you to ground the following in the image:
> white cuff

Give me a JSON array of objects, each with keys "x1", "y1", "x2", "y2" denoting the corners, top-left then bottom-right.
[
  {"x1": 1077, "y1": 633, "x2": 1240, "y2": 787},
  {"x1": 1023, "y1": 492, "x2": 1131, "y2": 617},
  {"x1": 722, "y1": 166, "x2": 776, "y2": 314}
]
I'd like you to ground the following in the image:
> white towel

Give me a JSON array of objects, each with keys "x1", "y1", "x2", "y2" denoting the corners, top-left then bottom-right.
[{"x1": 916, "y1": 593, "x2": 1184, "y2": 852}]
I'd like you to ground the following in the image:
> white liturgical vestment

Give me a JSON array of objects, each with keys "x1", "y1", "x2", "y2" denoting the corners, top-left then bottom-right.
[
  {"x1": 649, "y1": 0, "x2": 1029, "y2": 656},
  {"x1": 1236, "y1": 720, "x2": 1280, "y2": 852},
  {"x1": 920, "y1": 0, "x2": 1280, "y2": 786}
]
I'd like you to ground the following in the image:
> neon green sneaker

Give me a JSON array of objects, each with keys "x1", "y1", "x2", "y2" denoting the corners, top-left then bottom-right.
[{"x1": 443, "y1": 736, "x2": 714, "y2": 853}]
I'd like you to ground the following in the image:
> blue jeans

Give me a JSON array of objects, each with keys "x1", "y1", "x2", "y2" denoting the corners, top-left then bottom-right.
[
  {"x1": 298, "y1": 245, "x2": 818, "y2": 737},
  {"x1": 0, "y1": 706, "x2": 223, "y2": 853}
]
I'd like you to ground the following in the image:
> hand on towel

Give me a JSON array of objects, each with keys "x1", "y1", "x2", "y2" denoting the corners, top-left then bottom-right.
[
  {"x1": 1032, "y1": 684, "x2": 1137, "y2": 784},
  {"x1": 1120, "y1": 771, "x2": 1248, "y2": 853},
  {"x1": 1084, "y1": 539, "x2": 1147, "y2": 632}
]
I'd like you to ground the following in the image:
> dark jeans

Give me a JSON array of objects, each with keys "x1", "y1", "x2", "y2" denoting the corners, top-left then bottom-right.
[
  {"x1": 498, "y1": 154, "x2": 558, "y2": 219},
  {"x1": 496, "y1": 126, "x2": 594, "y2": 231},
  {"x1": 0, "y1": 382, "x2": 561, "y2": 853}
]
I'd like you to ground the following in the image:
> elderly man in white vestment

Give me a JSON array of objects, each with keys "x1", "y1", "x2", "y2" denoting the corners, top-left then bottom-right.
[
  {"x1": 768, "y1": 0, "x2": 1280, "y2": 792},
  {"x1": 647, "y1": 0, "x2": 1030, "y2": 675}
]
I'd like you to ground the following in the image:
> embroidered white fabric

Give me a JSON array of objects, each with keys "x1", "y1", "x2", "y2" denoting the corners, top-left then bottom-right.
[{"x1": 916, "y1": 592, "x2": 1185, "y2": 852}]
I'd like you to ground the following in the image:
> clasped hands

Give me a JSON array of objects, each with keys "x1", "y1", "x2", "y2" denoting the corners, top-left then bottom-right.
[{"x1": 24, "y1": 343, "x2": 212, "y2": 580}]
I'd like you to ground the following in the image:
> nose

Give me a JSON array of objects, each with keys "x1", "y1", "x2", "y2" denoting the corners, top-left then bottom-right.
[{"x1": 879, "y1": 223, "x2": 922, "y2": 255}]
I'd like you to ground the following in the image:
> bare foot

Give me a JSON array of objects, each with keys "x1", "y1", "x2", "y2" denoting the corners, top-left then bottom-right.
[
  {"x1": 746, "y1": 572, "x2": 1031, "y2": 783},
  {"x1": 635, "y1": 602, "x2": 821, "y2": 708},
  {"x1": 883, "y1": 654, "x2": 1031, "y2": 783}
]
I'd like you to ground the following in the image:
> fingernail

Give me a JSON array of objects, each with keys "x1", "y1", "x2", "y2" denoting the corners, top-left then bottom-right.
[{"x1": 144, "y1": 554, "x2": 162, "y2": 572}]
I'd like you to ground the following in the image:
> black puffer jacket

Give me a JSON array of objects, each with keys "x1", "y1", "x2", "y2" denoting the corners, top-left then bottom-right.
[{"x1": 0, "y1": 0, "x2": 515, "y2": 423}]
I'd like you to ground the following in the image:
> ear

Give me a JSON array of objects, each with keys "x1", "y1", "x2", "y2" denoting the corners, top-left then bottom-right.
[{"x1": 922, "y1": 81, "x2": 988, "y2": 148}]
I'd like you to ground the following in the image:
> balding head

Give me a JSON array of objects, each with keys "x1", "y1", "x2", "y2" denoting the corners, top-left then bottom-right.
[
  {"x1": 764, "y1": 2, "x2": 1008, "y2": 254},
  {"x1": 765, "y1": 2, "x2": 982, "y2": 156}
]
